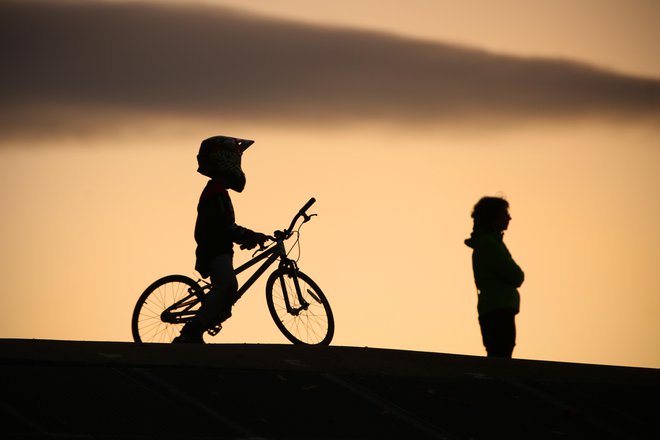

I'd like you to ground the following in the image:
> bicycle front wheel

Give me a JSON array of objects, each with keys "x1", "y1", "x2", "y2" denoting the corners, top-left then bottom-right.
[
  {"x1": 131, "y1": 275, "x2": 202, "y2": 343},
  {"x1": 266, "y1": 269, "x2": 334, "y2": 345}
]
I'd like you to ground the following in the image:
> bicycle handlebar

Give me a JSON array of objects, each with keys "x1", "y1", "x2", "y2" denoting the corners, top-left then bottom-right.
[
  {"x1": 299, "y1": 197, "x2": 316, "y2": 215},
  {"x1": 257, "y1": 198, "x2": 316, "y2": 253},
  {"x1": 282, "y1": 197, "x2": 317, "y2": 237}
]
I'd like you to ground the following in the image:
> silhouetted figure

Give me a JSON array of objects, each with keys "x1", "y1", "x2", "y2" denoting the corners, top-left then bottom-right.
[
  {"x1": 174, "y1": 136, "x2": 267, "y2": 343},
  {"x1": 464, "y1": 197, "x2": 524, "y2": 358}
]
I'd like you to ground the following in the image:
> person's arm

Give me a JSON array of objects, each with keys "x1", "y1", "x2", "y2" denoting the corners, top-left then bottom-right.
[
  {"x1": 230, "y1": 224, "x2": 268, "y2": 250},
  {"x1": 481, "y1": 238, "x2": 525, "y2": 287}
]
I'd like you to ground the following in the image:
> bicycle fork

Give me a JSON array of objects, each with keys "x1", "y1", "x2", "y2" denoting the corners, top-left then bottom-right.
[{"x1": 278, "y1": 261, "x2": 320, "y2": 315}]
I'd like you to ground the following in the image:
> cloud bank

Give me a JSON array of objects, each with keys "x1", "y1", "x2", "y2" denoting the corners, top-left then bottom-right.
[{"x1": 1, "y1": 1, "x2": 659, "y2": 138}]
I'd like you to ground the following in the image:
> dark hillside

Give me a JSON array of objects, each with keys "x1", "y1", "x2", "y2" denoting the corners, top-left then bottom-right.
[{"x1": 1, "y1": 339, "x2": 658, "y2": 439}]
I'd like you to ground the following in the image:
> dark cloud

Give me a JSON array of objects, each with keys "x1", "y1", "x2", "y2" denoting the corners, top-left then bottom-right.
[{"x1": 1, "y1": 0, "x2": 659, "y2": 139}]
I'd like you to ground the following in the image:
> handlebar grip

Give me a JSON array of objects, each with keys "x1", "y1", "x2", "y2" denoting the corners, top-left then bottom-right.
[{"x1": 299, "y1": 197, "x2": 316, "y2": 214}]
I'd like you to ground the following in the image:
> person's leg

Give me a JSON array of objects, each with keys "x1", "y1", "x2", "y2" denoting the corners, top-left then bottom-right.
[
  {"x1": 203, "y1": 254, "x2": 239, "y2": 325},
  {"x1": 479, "y1": 309, "x2": 516, "y2": 358},
  {"x1": 176, "y1": 254, "x2": 237, "y2": 343}
]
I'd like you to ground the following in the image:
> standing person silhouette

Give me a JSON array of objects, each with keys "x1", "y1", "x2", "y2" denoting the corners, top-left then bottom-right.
[
  {"x1": 464, "y1": 196, "x2": 525, "y2": 358},
  {"x1": 174, "y1": 135, "x2": 268, "y2": 343}
]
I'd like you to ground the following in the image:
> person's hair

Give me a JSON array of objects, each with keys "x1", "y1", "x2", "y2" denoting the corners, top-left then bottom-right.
[{"x1": 471, "y1": 196, "x2": 509, "y2": 231}]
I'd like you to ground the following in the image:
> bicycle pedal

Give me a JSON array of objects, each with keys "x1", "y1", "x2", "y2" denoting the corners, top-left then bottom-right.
[{"x1": 207, "y1": 324, "x2": 222, "y2": 336}]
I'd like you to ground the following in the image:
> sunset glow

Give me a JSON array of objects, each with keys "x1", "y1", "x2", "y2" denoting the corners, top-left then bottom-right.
[{"x1": 1, "y1": 0, "x2": 658, "y2": 368}]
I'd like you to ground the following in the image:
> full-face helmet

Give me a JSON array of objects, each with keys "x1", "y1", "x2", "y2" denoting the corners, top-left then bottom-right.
[{"x1": 197, "y1": 135, "x2": 254, "y2": 192}]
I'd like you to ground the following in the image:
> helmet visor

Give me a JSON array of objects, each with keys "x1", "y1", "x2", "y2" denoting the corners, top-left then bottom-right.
[{"x1": 236, "y1": 138, "x2": 254, "y2": 153}]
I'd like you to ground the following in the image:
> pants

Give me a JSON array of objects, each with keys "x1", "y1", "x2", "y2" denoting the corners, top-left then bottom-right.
[
  {"x1": 479, "y1": 309, "x2": 516, "y2": 358},
  {"x1": 191, "y1": 254, "x2": 239, "y2": 330}
]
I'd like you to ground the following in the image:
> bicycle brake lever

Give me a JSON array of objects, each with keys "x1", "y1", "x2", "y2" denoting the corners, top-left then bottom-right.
[
  {"x1": 302, "y1": 213, "x2": 317, "y2": 223},
  {"x1": 251, "y1": 241, "x2": 270, "y2": 257}
]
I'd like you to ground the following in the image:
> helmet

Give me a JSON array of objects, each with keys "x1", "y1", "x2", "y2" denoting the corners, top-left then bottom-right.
[{"x1": 197, "y1": 136, "x2": 254, "y2": 192}]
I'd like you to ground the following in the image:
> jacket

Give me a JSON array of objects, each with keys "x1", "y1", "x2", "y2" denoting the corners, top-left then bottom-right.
[
  {"x1": 464, "y1": 230, "x2": 525, "y2": 316},
  {"x1": 194, "y1": 179, "x2": 255, "y2": 278}
]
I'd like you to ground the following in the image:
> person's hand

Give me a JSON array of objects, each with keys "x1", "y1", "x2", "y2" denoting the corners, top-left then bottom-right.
[
  {"x1": 252, "y1": 232, "x2": 268, "y2": 249},
  {"x1": 240, "y1": 231, "x2": 269, "y2": 250}
]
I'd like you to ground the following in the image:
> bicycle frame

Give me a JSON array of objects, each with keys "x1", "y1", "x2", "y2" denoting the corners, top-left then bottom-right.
[
  {"x1": 162, "y1": 218, "x2": 311, "y2": 325},
  {"x1": 234, "y1": 241, "x2": 283, "y2": 297},
  {"x1": 233, "y1": 239, "x2": 310, "y2": 315}
]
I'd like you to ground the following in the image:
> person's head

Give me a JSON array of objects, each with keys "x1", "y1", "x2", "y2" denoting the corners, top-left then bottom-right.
[
  {"x1": 471, "y1": 196, "x2": 511, "y2": 232},
  {"x1": 197, "y1": 136, "x2": 254, "y2": 192}
]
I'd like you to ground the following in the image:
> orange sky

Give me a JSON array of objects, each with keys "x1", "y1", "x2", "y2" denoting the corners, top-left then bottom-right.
[{"x1": 1, "y1": 0, "x2": 659, "y2": 368}]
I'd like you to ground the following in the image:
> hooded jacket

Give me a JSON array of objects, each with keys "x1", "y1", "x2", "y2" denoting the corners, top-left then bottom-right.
[{"x1": 464, "y1": 230, "x2": 525, "y2": 316}]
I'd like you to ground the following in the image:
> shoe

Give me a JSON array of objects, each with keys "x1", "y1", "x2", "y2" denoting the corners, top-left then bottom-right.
[
  {"x1": 217, "y1": 309, "x2": 232, "y2": 323},
  {"x1": 172, "y1": 331, "x2": 205, "y2": 344}
]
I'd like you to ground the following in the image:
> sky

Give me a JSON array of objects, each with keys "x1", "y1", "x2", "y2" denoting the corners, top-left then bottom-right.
[{"x1": 1, "y1": 0, "x2": 659, "y2": 368}]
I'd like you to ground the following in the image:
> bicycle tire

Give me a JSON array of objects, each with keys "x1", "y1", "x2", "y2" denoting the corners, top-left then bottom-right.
[
  {"x1": 265, "y1": 269, "x2": 334, "y2": 345},
  {"x1": 131, "y1": 274, "x2": 202, "y2": 343}
]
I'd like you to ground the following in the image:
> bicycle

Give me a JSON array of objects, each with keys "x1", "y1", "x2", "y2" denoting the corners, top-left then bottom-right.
[{"x1": 131, "y1": 197, "x2": 335, "y2": 345}]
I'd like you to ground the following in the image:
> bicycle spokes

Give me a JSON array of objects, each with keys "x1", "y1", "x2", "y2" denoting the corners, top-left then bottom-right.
[{"x1": 132, "y1": 275, "x2": 204, "y2": 344}]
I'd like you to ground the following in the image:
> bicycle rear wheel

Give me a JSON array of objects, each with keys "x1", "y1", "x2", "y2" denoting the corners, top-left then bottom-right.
[
  {"x1": 131, "y1": 275, "x2": 202, "y2": 343},
  {"x1": 266, "y1": 269, "x2": 334, "y2": 345}
]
